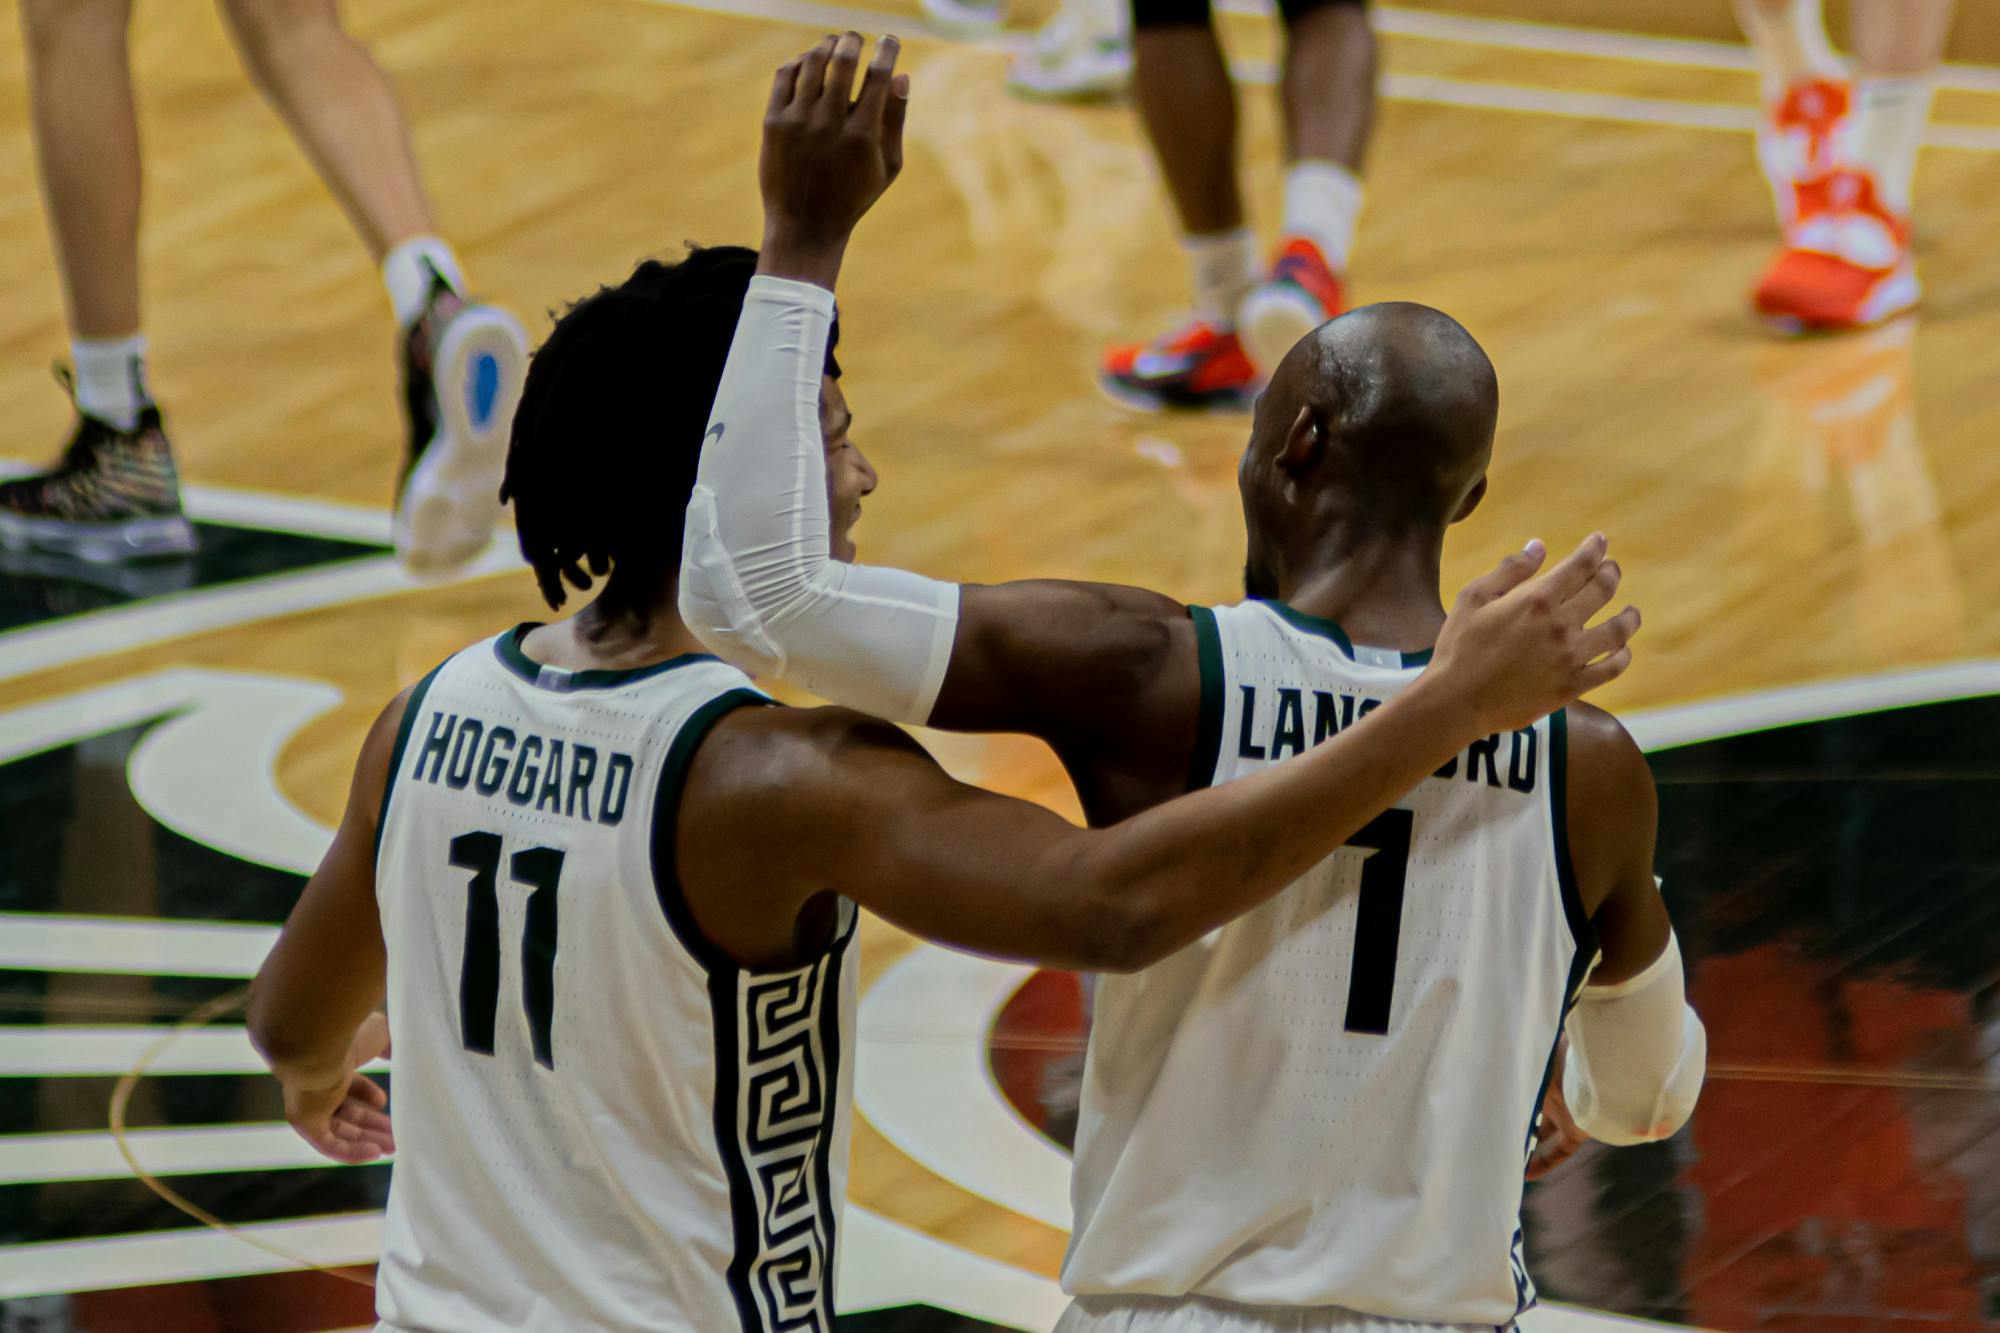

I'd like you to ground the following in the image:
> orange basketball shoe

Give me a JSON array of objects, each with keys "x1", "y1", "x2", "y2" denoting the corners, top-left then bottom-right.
[
  {"x1": 1237, "y1": 236, "x2": 1346, "y2": 377},
  {"x1": 1757, "y1": 76, "x2": 1852, "y2": 228},
  {"x1": 1100, "y1": 320, "x2": 1258, "y2": 413},
  {"x1": 1752, "y1": 168, "x2": 1919, "y2": 333}
]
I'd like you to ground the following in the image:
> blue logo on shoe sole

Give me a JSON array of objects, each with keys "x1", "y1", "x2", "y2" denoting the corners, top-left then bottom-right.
[{"x1": 470, "y1": 353, "x2": 501, "y2": 429}]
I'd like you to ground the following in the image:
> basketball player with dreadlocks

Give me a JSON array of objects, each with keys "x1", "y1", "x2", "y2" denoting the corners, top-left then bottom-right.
[
  {"x1": 243, "y1": 38, "x2": 1633, "y2": 1332},
  {"x1": 685, "y1": 34, "x2": 1706, "y2": 1333}
]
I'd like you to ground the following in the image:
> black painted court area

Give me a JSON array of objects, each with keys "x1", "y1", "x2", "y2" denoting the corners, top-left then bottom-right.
[
  {"x1": 2, "y1": 675, "x2": 1996, "y2": 1328},
  {"x1": 0, "y1": 520, "x2": 385, "y2": 634}
]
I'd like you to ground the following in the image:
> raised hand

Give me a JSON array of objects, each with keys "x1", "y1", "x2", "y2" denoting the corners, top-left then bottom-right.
[
  {"x1": 1430, "y1": 534, "x2": 1640, "y2": 736},
  {"x1": 759, "y1": 32, "x2": 909, "y2": 280}
]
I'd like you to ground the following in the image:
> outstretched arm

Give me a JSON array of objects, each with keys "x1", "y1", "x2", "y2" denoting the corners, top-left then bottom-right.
[
  {"x1": 686, "y1": 596, "x2": 1614, "y2": 971},
  {"x1": 684, "y1": 35, "x2": 1638, "y2": 763}
]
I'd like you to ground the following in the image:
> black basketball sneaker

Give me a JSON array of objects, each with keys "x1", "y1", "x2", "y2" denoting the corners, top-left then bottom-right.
[{"x1": 0, "y1": 375, "x2": 196, "y2": 563}]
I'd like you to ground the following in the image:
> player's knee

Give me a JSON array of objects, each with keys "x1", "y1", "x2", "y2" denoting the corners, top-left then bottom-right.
[
  {"x1": 1274, "y1": 0, "x2": 1366, "y2": 30},
  {"x1": 19, "y1": 0, "x2": 131, "y2": 58},
  {"x1": 220, "y1": 0, "x2": 343, "y2": 82},
  {"x1": 1130, "y1": 0, "x2": 1213, "y2": 33}
]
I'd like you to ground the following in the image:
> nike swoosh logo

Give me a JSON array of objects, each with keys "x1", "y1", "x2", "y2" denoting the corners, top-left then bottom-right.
[{"x1": 703, "y1": 422, "x2": 726, "y2": 449}]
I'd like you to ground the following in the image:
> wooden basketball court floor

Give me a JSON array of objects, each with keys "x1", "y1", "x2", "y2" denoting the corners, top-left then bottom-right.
[{"x1": 0, "y1": 0, "x2": 1997, "y2": 1327}]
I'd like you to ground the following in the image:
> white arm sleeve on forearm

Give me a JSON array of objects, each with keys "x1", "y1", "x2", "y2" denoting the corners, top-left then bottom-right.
[
  {"x1": 680, "y1": 276, "x2": 960, "y2": 724},
  {"x1": 1562, "y1": 930, "x2": 1707, "y2": 1147}
]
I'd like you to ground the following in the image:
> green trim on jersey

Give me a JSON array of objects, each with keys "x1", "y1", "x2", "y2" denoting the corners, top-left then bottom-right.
[
  {"x1": 1186, "y1": 605, "x2": 1226, "y2": 792},
  {"x1": 1546, "y1": 708, "x2": 1593, "y2": 955},
  {"x1": 648, "y1": 687, "x2": 775, "y2": 974},
  {"x1": 1251, "y1": 599, "x2": 1434, "y2": 669},
  {"x1": 373, "y1": 657, "x2": 448, "y2": 866},
  {"x1": 494, "y1": 623, "x2": 721, "y2": 692}
]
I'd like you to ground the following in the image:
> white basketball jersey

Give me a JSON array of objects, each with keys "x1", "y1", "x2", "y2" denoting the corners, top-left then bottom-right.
[
  {"x1": 1062, "y1": 600, "x2": 1598, "y2": 1327},
  {"x1": 372, "y1": 627, "x2": 857, "y2": 1333}
]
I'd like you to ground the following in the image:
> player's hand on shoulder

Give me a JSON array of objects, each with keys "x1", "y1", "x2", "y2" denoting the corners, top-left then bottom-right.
[
  {"x1": 761, "y1": 32, "x2": 910, "y2": 251},
  {"x1": 1430, "y1": 533, "x2": 1641, "y2": 735}
]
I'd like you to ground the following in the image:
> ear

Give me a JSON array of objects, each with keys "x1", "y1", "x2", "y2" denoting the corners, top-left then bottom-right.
[
  {"x1": 1278, "y1": 404, "x2": 1323, "y2": 477},
  {"x1": 1451, "y1": 473, "x2": 1489, "y2": 524}
]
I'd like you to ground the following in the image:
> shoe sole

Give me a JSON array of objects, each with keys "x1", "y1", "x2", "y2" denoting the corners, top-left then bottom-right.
[
  {"x1": 1097, "y1": 371, "x2": 1257, "y2": 416},
  {"x1": 396, "y1": 304, "x2": 529, "y2": 577},
  {"x1": 1006, "y1": 52, "x2": 1131, "y2": 101},
  {"x1": 1755, "y1": 267, "x2": 1920, "y2": 335},
  {"x1": 920, "y1": 0, "x2": 1006, "y2": 35},
  {"x1": 0, "y1": 510, "x2": 196, "y2": 564},
  {"x1": 1238, "y1": 281, "x2": 1328, "y2": 379}
]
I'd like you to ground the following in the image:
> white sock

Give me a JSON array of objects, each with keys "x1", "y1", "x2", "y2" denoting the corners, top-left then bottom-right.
[
  {"x1": 71, "y1": 334, "x2": 151, "y2": 432},
  {"x1": 1184, "y1": 229, "x2": 1258, "y2": 330},
  {"x1": 1736, "y1": 0, "x2": 1843, "y2": 104},
  {"x1": 1855, "y1": 76, "x2": 1932, "y2": 212},
  {"x1": 1281, "y1": 160, "x2": 1364, "y2": 271},
  {"x1": 382, "y1": 236, "x2": 468, "y2": 328}
]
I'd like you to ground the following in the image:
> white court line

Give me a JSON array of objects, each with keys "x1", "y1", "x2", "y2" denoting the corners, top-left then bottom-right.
[
  {"x1": 0, "y1": 541, "x2": 517, "y2": 688},
  {"x1": 0, "y1": 913, "x2": 276, "y2": 978},
  {"x1": 640, "y1": 0, "x2": 2000, "y2": 151},
  {"x1": 0, "y1": 462, "x2": 395, "y2": 547},
  {"x1": 0, "y1": 1212, "x2": 384, "y2": 1301},
  {"x1": 1241, "y1": 1, "x2": 2000, "y2": 97},
  {"x1": 0, "y1": 1123, "x2": 357, "y2": 1186},
  {"x1": 0, "y1": 467, "x2": 520, "y2": 686},
  {"x1": 1621, "y1": 655, "x2": 2000, "y2": 754},
  {"x1": 0, "y1": 1026, "x2": 388, "y2": 1078},
  {"x1": 857, "y1": 946, "x2": 1073, "y2": 1231},
  {"x1": 0, "y1": 668, "x2": 341, "y2": 873}
]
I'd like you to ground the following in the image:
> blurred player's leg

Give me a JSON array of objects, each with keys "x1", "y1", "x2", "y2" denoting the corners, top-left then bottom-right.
[
  {"x1": 1738, "y1": 0, "x2": 1848, "y2": 226},
  {"x1": 1007, "y1": 0, "x2": 1131, "y2": 102},
  {"x1": 0, "y1": 0, "x2": 195, "y2": 563},
  {"x1": 1749, "y1": 0, "x2": 1954, "y2": 332},
  {"x1": 1100, "y1": 10, "x2": 1258, "y2": 412},
  {"x1": 1238, "y1": 0, "x2": 1371, "y2": 376},
  {"x1": 220, "y1": 0, "x2": 526, "y2": 572}
]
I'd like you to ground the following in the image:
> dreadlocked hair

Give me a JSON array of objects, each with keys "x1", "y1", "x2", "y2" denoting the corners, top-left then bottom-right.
[{"x1": 500, "y1": 244, "x2": 840, "y2": 612}]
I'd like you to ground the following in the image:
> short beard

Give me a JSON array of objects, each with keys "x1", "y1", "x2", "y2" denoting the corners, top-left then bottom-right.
[{"x1": 1243, "y1": 555, "x2": 1278, "y2": 601}]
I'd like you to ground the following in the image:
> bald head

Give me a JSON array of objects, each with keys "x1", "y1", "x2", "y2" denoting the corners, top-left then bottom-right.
[{"x1": 1262, "y1": 301, "x2": 1498, "y2": 523}]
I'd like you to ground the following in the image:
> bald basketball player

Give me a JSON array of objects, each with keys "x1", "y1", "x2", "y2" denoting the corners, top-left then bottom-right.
[
  {"x1": 242, "y1": 40, "x2": 1630, "y2": 1333},
  {"x1": 684, "y1": 34, "x2": 1704, "y2": 1333}
]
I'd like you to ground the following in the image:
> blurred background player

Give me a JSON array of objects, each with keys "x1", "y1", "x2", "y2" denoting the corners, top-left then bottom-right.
[
  {"x1": 1006, "y1": 0, "x2": 1131, "y2": 101},
  {"x1": 917, "y1": 0, "x2": 1131, "y2": 102},
  {"x1": 1100, "y1": 0, "x2": 1373, "y2": 411},
  {"x1": 0, "y1": 0, "x2": 526, "y2": 572},
  {"x1": 1739, "y1": 0, "x2": 1957, "y2": 331}
]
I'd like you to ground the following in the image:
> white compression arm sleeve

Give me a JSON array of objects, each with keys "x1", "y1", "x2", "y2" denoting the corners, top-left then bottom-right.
[
  {"x1": 1562, "y1": 930, "x2": 1707, "y2": 1147},
  {"x1": 680, "y1": 276, "x2": 961, "y2": 724}
]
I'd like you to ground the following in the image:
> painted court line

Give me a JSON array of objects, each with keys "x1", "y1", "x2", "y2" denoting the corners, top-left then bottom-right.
[
  {"x1": 640, "y1": 0, "x2": 2000, "y2": 151},
  {"x1": 0, "y1": 1026, "x2": 388, "y2": 1078},
  {"x1": 0, "y1": 913, "x2": 276, "y2": 979},
  {"x1": 0, "y1": 1123, "x2": 351, "y2": 1187},
  {"x1": 0, "y1": 541, "x2": 517, "y2": 688},
  {"x1": 0, "y1": 1213, "x2": 384, "y2": 1301}
]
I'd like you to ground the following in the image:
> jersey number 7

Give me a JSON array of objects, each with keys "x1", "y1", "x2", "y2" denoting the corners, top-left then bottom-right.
[{"x1": 450, "y1": 831, "x2": 567, "y2": 1069}]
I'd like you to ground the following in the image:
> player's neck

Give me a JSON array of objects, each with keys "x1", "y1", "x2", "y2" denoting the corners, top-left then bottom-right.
[
  {"x1": 521, "y1": 583, "x2": 709, "y2": 673},
  {"x1": 1275, "y1": 536, "x2": 1447, "y2": 654}
]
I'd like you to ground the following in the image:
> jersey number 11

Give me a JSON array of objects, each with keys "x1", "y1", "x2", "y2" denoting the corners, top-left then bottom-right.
[{"x1": 450, "y1": 831, "x2": 566, "y2": 1069}]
